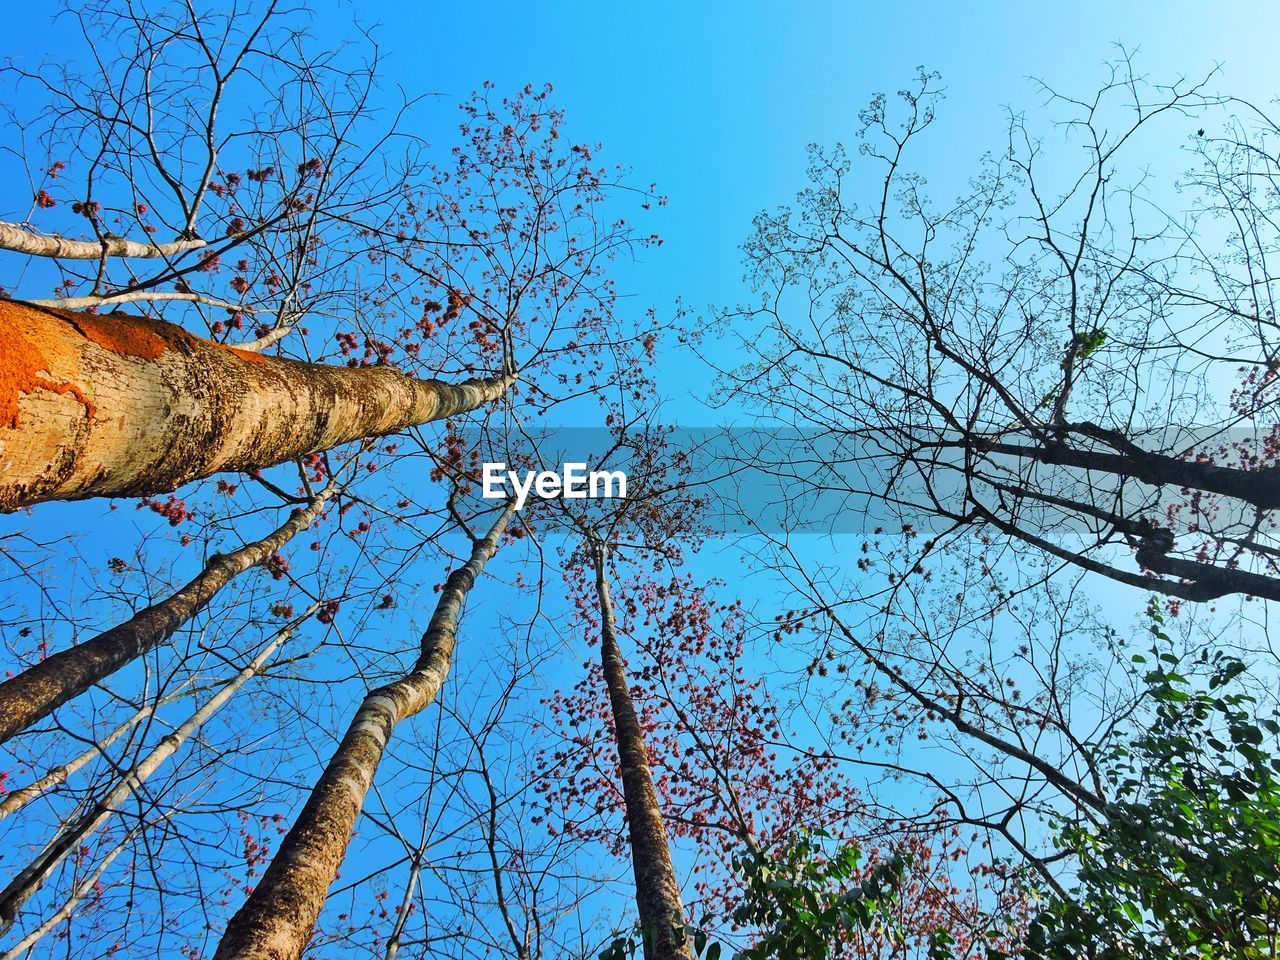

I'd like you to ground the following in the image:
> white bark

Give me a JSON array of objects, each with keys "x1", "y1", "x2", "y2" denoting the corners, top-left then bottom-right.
[
  {"x1": 0, "y1": 486, "x2": 335, "y2": 745},
  {"x1": 234, "y1": 325, "x2": 293, "y2": 353},
  {"x1": 0, "y1": 686, "x2": 190, "y2": 821},
  {"x1": 23, "y1": 291, "x2": 240, "y2": 311},
  {"x1": 0, "y1": 822, "x2": 145, "y2": 960},
  {"x1": 213, "y1": 503, "x2": 517, "y2": 960},
  {"x1": 0, "y1": 221, "x2": 206, "y2": 259}
]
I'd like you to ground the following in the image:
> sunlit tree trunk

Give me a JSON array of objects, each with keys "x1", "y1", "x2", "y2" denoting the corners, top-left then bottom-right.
[
  {"x1": 213, "y1": 501, "x2": 517, "y2": 960},
  {"x1": 0, "y1": 485, "x2": 335, "y2": 745},
  {"x1": 0, "y1": 300, "x2": 515, "y2": 511},
  {"x1": 0, "y1": 609, "x2": 315, "y2": 934},
  {"x1": 593, "y1": 546, "x2": 693, "y2": 960},
  {"x1": 0, "y1": 220, "x2": 207, "y2": 259}
]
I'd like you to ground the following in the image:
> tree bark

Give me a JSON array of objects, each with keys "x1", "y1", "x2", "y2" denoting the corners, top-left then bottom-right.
[
  {"x1": 24, "y1": 291, "x2": 240, "y2": 312},
  {"x1": 593, "y1": 546, "x2": 693, "y2": 960},
  {"x1": 979, "y1": 437, "x2": 1280, "y2": 511},
  {"x1": 0, "y1": 300, "x2": 515, "y2": 511},
  {"x1": 233, "y1": 325, "x2": 293, "y2": 353},
  {"x1": 212, "y1": 502, "x2": 517, "y2": 960},
  {"x1": 0, "y1": 221, "x2": 207, "y2": 259},
  {"x1": 0, "y1": 486, "x2": 334, "y2": 746}
]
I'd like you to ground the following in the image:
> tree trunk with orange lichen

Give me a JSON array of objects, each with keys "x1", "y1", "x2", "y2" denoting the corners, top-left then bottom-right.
[
  {"x1": 0, "y1": 485, "x2": 335, "y2": 746},
  {"x1": 212, "y1": 501, "x2": 516, "y2": 960},
  {"x1": 0, "y1": 300, "x2": 515, "y2": 512},
  {"x1": 593, "y1": 546, "x2": 694, "y2": 960}
]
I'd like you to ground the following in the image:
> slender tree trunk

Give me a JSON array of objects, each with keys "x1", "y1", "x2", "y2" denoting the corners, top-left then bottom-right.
[
  {"x1": 482, "y1": 753, "x2": 531, "y2": 960},
  {"x1": 234, "y1": 325, "x2": 293, "y2": 353},
  {"x1": 213, "y1": 502, "x2": 517, "y2": 960},
  {"x1": 0, "y1": 609, "x2": 315, "y2": 934},
  {"x1": 0, "y1": 685, "x2": 190, "y2": 820},
  {"x1": 25, "y1": 291, "x2": 239, "y2": 312},
  {"x1": 0, "y1": 300, "x2": 515, "y2": 511},
  {"x1": 0, "y1": 822, "x2": 146, "y2": 960},
  {"x1": 0, "y1": 220, "x2": 207, "y2": 259},
  {"x1": 0, "y1": 485, "x2": 335, "y2": 746},
  {"x1": 593, "y1": 546, "x2": 693, "y2": 960},
  {"x1": 383, "y1": 853, "x2": 423, "y2": 960}
]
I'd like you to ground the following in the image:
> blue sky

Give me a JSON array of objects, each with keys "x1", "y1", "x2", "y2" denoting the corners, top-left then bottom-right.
[
  {"x1": 325, "y1": 0, "x2": 1280, "y2": 407},
  {"x1": 2, "y1": 1, "x2": 1279, "y2": 954}
]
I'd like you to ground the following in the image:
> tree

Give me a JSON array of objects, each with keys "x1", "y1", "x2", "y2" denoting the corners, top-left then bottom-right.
[
  {"x1": 0, "y1": 603, "x2": 320, "y2": 936},
  {"x1": 0, "y1": 480, "x2": 339, "y2": 743},
  {"x1": 544, "y1": 565, "x2": 1017, "y2": 959},
  {"x1": 0, "y1": 300, "x2": 513, "y2": 511},
  {"x1": 700, "y1": 66, "x2": 1280, "y2": 948},
  {"x1": 730, "y1": 832, "x2": 920, "y2": 960},
  {"x1": 0, "y1": 4, "x2": 664, "y2": 956},
  {"x1": 589, "y1": 541, "x2": 695, "y2": 960},
  {"x1": 212, "y1": 500, "x2": 516, "y2": 960},
  {"x1": 513, "y1": 413, "x2": 703, "y2": 960},
  {"x1": 1024, "y1": 606, "x2": 1280, "y2": 959},
  {"x1": 714, "y1": 60, "x2": 1280, "y2": 607},
  {"x1": 19, "y1": 8, "x2": 1278, "y2": 960}
]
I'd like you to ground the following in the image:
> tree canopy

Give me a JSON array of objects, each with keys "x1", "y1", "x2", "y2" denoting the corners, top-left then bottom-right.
[{"x1": 0, "y1": 6, "x2": 1276, "y2": 960}]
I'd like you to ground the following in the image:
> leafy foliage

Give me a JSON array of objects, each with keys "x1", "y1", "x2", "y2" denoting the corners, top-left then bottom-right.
[
  {"x1": 1026, "y1": 603, "x2": 1280, "y2": 959},
  {"x1": 731, "y1": 831, "x2": 911, "y2": 960}
]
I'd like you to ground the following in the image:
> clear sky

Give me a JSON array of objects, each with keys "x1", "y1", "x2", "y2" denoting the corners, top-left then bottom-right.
[
  {"x1": 311, "y1": 0, "x2": 1280, "y2": 408},
  {"x1": 2, "y1": 1, "x2": 1279, "y2": 954}
]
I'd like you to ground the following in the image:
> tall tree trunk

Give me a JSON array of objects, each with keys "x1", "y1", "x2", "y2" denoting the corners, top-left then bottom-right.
[
  {"x1": 0, "y1": 485, "x2": 335, "y2": 746},
  {"x1": 213, "y1": 501, "x2": 517, "y2": 960},
  {"x1": 0, "y1": 609, "x2": 315, "y2": 934},
  {"x1": 979, "y1": 437, "x2": 1280, "y2": 511},
  {"x1": 0, "y1": 300, "x2": 515, "y2": 511},
  {"x1": 593, "y1": 546, "x2": 693, "y2": 960}
]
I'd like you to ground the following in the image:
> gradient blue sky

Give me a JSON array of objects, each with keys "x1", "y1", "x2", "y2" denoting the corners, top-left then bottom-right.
[
  {"x1": 333, "y1": 0, "x2": 1280, "y2": 407},
  {"x1": 2, "y1": 2, "x2": 1279, "y2": 952}
]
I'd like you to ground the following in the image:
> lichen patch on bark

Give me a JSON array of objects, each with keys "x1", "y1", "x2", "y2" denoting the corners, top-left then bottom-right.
[
  {"x1": 0, "y1": 322, "x2": 52, "y2": 428},
  {"x1": 0, "y1": 303, "x2": 95, "y2": 427},
  {"x1": 225, "y1": 346, "x2": 270, "y2": 365},
  {"x1": 56, "y1": 308, "x2": 170, "y2": 361}
]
